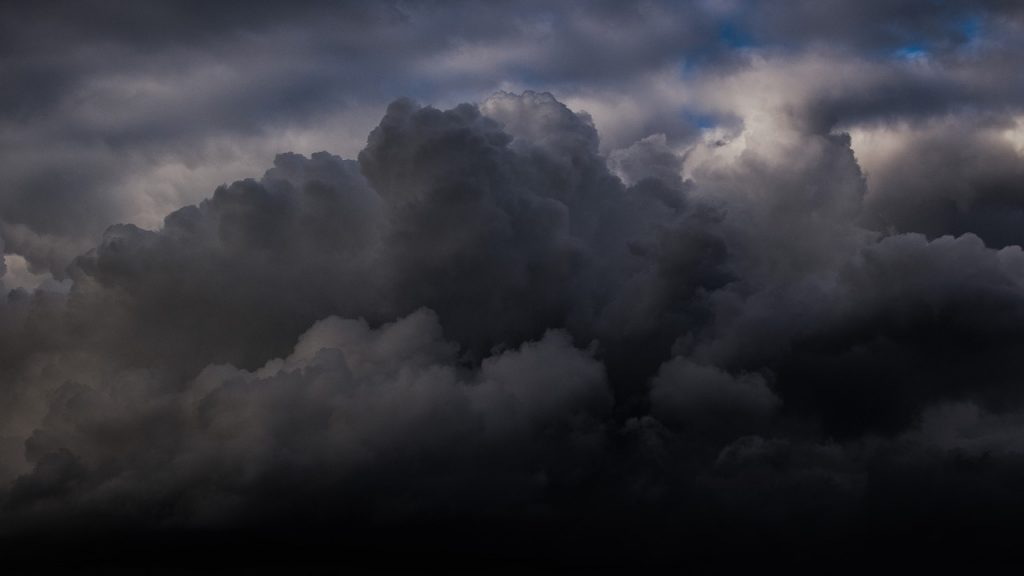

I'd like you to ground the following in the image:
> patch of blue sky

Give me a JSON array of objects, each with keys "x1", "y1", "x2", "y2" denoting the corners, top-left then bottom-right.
[
  {"x1": 957, "y1": 14, "x2": 982, "y2": 42},
  {"x1": 718, "y1": 21, "x2": 752, "y2": 49},
  {"x1": 894, "y1": 43, "x2": 928, "y2": 59},
  {"x1": 683, "y1": 110, "x2": 719, "y2": 130}
]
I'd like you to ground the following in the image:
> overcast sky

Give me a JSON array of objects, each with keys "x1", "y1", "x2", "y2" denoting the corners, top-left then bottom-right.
[{"x1": 3, "y1": 0, "x2": 1024, "y2": 570}]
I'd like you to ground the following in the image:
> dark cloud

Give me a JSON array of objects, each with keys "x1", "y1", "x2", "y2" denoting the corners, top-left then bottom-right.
[
  {"x1": 859, "y1": 116, "x2": 1024, "y2": 248},
  {"x1": 2, "y1": 89, "x2": 1023, "y2": 569},
  {"x1": 2, "y1": 309, "x2": 609, "y2": 530},
  {"x1": 731, "y1": 0, "x2": 1024, "y2": 54},
  {"x1": 3, "y1": 0, "x2": 1024, "y2": 570},
  {"x1": 3, "y1": 0, "x2": 1021, "y2": 278}
]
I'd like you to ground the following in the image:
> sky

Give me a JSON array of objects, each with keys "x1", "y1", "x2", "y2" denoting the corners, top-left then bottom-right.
[{"x1": 3, "y1": 0, "x2": 1024, "y2": 571}]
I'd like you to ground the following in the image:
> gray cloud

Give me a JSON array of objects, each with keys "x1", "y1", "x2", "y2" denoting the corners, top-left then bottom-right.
[
  {"x1": 2, "y1": 308, "x2": 609, "y2": 530},
  {"x1": 4, "y1": 1, "x2": 1024, "y2": 569}
]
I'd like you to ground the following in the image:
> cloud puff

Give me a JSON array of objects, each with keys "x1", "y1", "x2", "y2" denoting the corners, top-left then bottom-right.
[
  {"x1": 3, "y1": 46, "x2": 1024, "y2": 563},
  {"x1": 3, "y1": 307, "x2": 610, "y2": 531},
  {"x1": 650, "y1": 357, "x2": 777, "y2": 438}
]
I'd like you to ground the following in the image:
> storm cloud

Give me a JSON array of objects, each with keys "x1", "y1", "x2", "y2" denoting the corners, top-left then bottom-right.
[{"x1": 3, "y1": 0, "x2": 1024, "y2": 571}]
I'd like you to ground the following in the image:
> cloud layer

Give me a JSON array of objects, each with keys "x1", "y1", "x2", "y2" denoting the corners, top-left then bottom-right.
[{"x1": 3, "y1": 1, "x2": 1024, "y2": 569}]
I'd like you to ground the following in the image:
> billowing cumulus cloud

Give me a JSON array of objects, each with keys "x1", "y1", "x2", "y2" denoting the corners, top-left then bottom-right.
[
  {"x1": 2, "y1": 308, "x2": 609, "y2": 532},
  {"x1": 3, "y1": 0, "x2": 1024, "y2": 570}
]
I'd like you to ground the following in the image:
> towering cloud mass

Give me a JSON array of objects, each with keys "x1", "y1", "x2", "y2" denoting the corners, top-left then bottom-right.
[{"x1": 3, "y1": 0, "x2": 1024, "y2": 569}]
